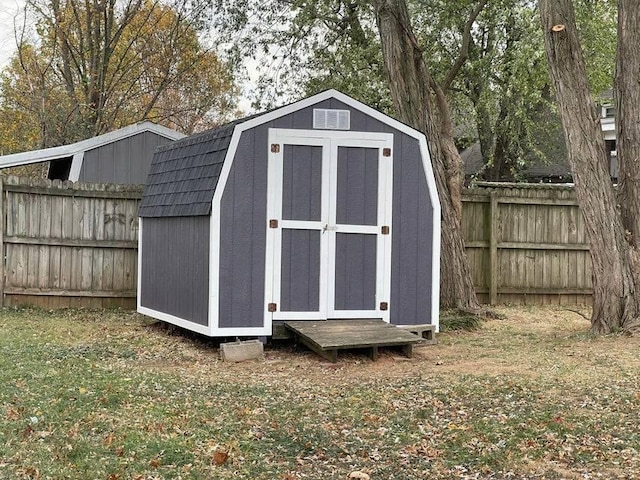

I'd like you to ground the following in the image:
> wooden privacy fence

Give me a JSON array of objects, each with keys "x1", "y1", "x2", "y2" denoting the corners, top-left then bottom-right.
[
  {"x1": 0, "y1": 177, "x2": 591, "y2": 309},
  {"x1": 462, "y1": 183, "x2": 591, "y2": 305},
  {"x1": 0, "y1": 176, "x2": 143, "y2": 308}
]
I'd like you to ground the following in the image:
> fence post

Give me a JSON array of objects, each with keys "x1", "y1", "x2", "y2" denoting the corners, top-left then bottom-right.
[{"x1": 489, "y1": 192, "x2": 498, "y2": 305}]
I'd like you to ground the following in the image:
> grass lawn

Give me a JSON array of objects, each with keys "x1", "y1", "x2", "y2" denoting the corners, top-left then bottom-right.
[{"x1": 1, "y1": 306, "x2": 640, "y2": 479}]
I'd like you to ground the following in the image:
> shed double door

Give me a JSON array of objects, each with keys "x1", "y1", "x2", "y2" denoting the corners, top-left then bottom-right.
[{"x1": 266, "y1": 128, "x2": 393, "y2": 324}]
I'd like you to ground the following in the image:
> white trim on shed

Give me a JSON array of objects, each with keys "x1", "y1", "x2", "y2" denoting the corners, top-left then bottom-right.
[
  {"x1": 138, "y1": 89, "x2": 441, "y2": 337},
  {"x1": 203, "y1": 89, "x2": 441, "y2": 336}
]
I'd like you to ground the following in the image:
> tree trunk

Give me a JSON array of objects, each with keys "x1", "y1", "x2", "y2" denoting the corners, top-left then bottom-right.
[
  {"x1": 616, "y1": 0, "x2": 640, "y2": 247},
  {"x1": 373, "y1": 0, "x2": 480, "y2": 310},
  {"x1": 467, "y1": 79, "x2": 497, "y2": 178},
  {"x1": 539, "y1": 0, "x2": 640, "y2": 333}
]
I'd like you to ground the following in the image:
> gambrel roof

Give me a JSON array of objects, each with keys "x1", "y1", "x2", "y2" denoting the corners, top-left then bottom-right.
[
  {"x1": 138, "y1": 122, "x2": 238, "y2": 217},
  {"x1": 139, "y1": 90, "x2": 441, "y2": 221}
]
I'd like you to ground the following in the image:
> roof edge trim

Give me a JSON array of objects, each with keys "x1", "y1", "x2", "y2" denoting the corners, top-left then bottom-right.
[{"x1": 0, "y1": 121, "x2": 186, "y2": 169}]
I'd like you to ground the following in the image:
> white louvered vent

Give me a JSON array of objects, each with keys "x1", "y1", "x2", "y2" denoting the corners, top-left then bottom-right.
[{"x1": 313, "y1": 109, "x2": 350, "y2": 130}]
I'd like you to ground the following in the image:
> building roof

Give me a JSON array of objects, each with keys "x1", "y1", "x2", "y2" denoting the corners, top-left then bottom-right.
[
  {"x1": 138, "y1": 121, "x2": 238, "y2": 217},
  {"x1": 462, "y1": 140, "x2": 573, "y2": 182},
  {"x1": 0, "y1": 122, "x2": 185, "y2": 171},
  {"x1": 139, "y1": 89, "x2": 441, "y2": 219}
]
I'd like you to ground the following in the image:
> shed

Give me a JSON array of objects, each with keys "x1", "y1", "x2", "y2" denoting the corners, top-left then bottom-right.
[
  {"x1": 0, "y1": 122, "x2": 185, "y2": 184},
  {"x1": 137, "y1": 90, "x2": 440, "y2": 337}
]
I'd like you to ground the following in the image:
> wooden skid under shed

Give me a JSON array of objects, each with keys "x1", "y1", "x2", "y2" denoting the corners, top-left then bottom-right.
[{"x1": 284, "y1": 319, "x2": 423, "y2": 363}]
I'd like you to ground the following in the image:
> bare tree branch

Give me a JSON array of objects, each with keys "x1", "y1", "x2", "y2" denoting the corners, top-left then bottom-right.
[{"x1": 442, "y1": 0, "x2": 488, "y2": 92}]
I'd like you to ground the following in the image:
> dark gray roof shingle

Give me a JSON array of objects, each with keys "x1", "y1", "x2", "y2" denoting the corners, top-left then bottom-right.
[{"x1": 138, "y1": 121, "x2": 237, "y2": 217}]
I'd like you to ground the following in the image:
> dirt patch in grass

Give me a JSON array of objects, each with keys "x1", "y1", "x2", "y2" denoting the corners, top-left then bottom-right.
[
  {"x1": 2, "y1": 306, "x2": 640, "y2": 479},
  {"x1": 129, "y1": 306, "x2": 624, "y2": 385}
]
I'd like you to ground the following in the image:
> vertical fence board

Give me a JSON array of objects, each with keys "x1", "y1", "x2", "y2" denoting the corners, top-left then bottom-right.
[
  {"x1": 464, "y1": 183, "x2": 592, "y2": 306},
  {"x1": 489, "y1": 193, "x2": 499, "y2": 304},
  {"x1": 1, "y1": 177, "x2": 142, "y2": 308}
]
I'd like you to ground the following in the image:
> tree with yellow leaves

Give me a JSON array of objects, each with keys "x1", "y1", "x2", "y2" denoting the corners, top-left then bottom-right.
[{"x1": 0, "y1": 0, "x2": 238, "y2": 151}]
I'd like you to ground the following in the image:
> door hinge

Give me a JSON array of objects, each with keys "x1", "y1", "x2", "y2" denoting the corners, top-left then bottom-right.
[
  {"x1": 380, "y1": 302, "x2": 388, "y2": 311},
  {"x1": 268, "y1": 303, "x2": 277, "y2": 312},
  {"x1": 381, "y1": 225, "x2": 390, "y2": 235},
  {"x1": 383, "y1": 147, "x2": 391, "y2": 157},
  {"x1": 269, "y1": 219, "x2": 278, "y2": 228},
  {"x1": 271, "y1": 143, "x2": 280, "y2": 153}
]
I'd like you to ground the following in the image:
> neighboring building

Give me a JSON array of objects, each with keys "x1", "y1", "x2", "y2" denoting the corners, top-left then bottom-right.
[
  {"x1": 599, "y1": 96, "x2": 618, "y2": 181},
  {"x1": 0, "y1": 122, "x2": 185, "y2": 184},
  {"x1": 137, "y1": 89, "x2": 441, "y2": 338}
]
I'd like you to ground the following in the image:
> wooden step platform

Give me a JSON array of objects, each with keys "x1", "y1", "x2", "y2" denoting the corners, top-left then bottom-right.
[{"x1": 284, "y1": 319, "x2": 423, "y2": 363}]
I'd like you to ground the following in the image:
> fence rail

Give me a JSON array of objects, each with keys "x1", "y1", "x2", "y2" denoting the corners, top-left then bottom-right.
[{"x1": 0, "y1": 177, "x2": 591, "y2": 309}]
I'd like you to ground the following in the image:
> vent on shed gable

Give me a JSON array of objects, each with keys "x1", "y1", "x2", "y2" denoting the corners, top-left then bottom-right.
[{"x1": 313, "y1": 109, "x2": 350, "y2": 130}]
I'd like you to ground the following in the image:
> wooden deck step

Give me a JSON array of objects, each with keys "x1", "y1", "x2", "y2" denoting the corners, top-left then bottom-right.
[{"x1": 284, "y1": 319, "x2": 423, "y2": 363}]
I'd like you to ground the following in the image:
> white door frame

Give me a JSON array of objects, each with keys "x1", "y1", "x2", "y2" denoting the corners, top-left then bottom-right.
[{"x1": 264, "y1": 128, "x2": 394, "y2": 328}]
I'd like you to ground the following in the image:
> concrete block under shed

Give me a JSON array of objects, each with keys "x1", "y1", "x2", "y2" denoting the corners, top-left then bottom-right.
[
  {"x1": 220, "y1": 340, "x2": 264, "y2": 362},
  {"x1": 396, "y1": 324, "x2": 437, "y2": 345}
]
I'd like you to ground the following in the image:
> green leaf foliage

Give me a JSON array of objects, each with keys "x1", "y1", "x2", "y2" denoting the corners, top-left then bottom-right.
[
  {"x1": 0, "y1": 0, "x2": 239, "y2": 154},
  {"x1": 213, "y1": 0, "x2": 616, "y2": 180}
]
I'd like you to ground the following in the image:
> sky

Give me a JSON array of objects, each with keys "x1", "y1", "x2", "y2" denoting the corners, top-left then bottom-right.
[
  {"x1": 0, "y1": 0, "x2": 23, "y2": 69},
  {"x1": 0, "y1": 0, "x2": 258, "y2": 113}
]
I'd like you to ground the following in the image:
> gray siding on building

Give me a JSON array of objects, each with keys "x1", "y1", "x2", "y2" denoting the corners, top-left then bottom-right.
[
  {"x1": 336, "y1": 147, "x2": 379, "y2": 226},
  {"x1": 282, "y1": 145, "x2": 322, "y2": 221},
  {"x1": 334, "y1": 145, "x2": 379, "y2": 311},
  {"x1": 79, "y1": 131, "x2": 172, "y2": 184},
  {"x1": 390, "y1": 134, "x2": 434, "y2": 325},
  {"x1": 280, "y1": 144, "x2": 322, "y2": 313},
  {"x1": 328, "y1": 99, "x2": 435, "y2": 325},
  {"x1": 217, "y1": 98, "x2": 435, "y2": 328},
  {"x1": 280, "y1": 230, "x2": 321, "y2": 312},
  {"x1": 218, "y1": 127, "x2": 268, "y2": 328},
  {"x1": 217, "y1": 102, "x2": 330, "y2": 328},
  {"x1": 335, "y1": 233, "x2": 377, "y2": 310},
  {"x1": 140, "y1": 216, "x2": 210, "y2": 325},
  {"x1": 320, "y1": 99, "x2": 434, "y2": 325}
]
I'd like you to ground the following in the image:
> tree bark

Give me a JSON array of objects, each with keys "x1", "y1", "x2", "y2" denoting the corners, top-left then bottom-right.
[
  {"x1": 372, "y1": 0, "x2": 480, "y2": 310},
  {"x1": 616, "y1": 0, "x2": 640, "y2": 248},
  {"x1": 539, "y1": 0, "x2": 640, "y2": 333}
]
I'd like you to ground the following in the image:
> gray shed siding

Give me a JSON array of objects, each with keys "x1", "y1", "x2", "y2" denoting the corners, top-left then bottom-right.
[
  {"x1": 335, "y1": 233, "x2": 377, "y2": 310},
  {"x1": 79, "y1": 131, "x2": 172, "y2": 184},
  {"x1": 283, "y1": 145, "x2": 323, "y2": 221},
  {"x1": 140, "y1": 216, "x2": 210, "y2": 325},
  {"x1": 280, "y1": 230, "x2": 321, "y2": 312},
  {"x1": 334, "y1": 146, "x2": 379, "y2": 311},
  {"x1": 331, "y1": 99, "x2": 435, "y2": 325},
  {"x1": 336, "y1": 147, "x2": 379, "y2": 226},
  {"x1": 218, "y1": 127, "x2": 269, "y2": 328},
  {"x1": 390, "y1": 134, "x2": 434, "y2": 325},
  {"x1": 217, "y1": 98, "x2": 435, "y2": 327},
  {"x1": 218, "y1": 100, "x2": 331, "y2": 328}
]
